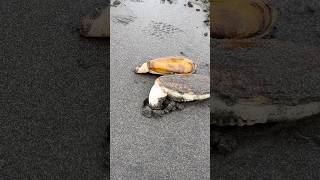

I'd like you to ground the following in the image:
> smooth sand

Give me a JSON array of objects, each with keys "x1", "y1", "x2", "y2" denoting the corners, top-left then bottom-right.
[{"x1": 1, "y1": 0, "x2": 109, "y2": 179}]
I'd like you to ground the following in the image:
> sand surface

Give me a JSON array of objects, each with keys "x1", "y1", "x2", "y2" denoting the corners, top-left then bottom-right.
[
  {"x1": 110, "y1": 0, "x2": 210, "y2": 179},
  {"x1": 1, "y1": 0, "x2": 109, "y2": 179}
]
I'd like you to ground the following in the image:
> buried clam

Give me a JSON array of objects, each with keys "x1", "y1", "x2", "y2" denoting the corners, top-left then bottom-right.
[
  {"x1": 211, "y1": 0, "x2": 278, "y2": 39},
  {"x1": 211, "y1": 39, "x2": 320, "y2": 126},
  {"x1": 135, "y1": 56, "x2": 197, "y2": 75},
  {"x1": 142, "y1": 74, "x2": 210, "y2": 117},
  {"x1": 80, "y1": 7, "x2": 110, "y2": 37}
]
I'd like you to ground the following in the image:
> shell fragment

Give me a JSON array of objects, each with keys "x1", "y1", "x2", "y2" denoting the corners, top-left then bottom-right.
[{"x1": 148, "y1": 74, "x2": 210, "y2": 109}]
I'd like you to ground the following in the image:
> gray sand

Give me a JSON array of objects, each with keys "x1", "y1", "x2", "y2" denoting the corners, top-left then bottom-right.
[
  {"x1": 1, "y1": 0, "x2": 109, "y2": 179},
  {"x1": 110, "y1": 0, "x2": 210, "y2": 179},
  {"x1": 270, "y1": 0, "x2": 320, "y2": 47}
]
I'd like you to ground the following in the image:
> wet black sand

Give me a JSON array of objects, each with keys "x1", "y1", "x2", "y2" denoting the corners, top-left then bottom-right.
[
  {"x1": 211, "y1": 0, "x2": 320, "y2": 179},
  {"x1": 1, "y1": 0, "x2": 109, "y2": 179},
  {"x1": 211, "y1": 118, "x2": 320, "y2": 179}
]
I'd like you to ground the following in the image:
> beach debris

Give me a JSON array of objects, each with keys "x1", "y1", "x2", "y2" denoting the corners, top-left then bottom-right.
[
  {"x1": 80, "y1": 7, "x2": 110, "y2": 37},
  {"x1": 134, "y1": 56, "x2": 197, "y2": 75},
  {"x1": 160, "y1": 0, "x2": 175, "y2": 4},
  {"x1": 211, "y1": 0, "x2": 278, "y2": 39},
  {"x1": 148, "y1": 74, "x2": 210, "y2": 110},
  {"x1": 211, "y1": 39, "x2": 320, "y2": 126},
  {"x1": 112, "y1": 0, "x2": 121, "y2": 6}
]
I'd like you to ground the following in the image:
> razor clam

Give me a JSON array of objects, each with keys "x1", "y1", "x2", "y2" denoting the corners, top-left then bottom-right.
[{"x1": 135, "y1": 56, "x2": 197, "y2": 75}]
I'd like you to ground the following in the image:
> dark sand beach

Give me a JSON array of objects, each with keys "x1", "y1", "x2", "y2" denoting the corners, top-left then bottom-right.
[
  {"x1": 1, "y1": 0, "x2": 109, "y2": 179},
  {"x1": 211, "y1": 0, "x2": 320, "y2": 179},
  {"x1": 110, "y1": 0, "x2": 210, "y2": 179}
]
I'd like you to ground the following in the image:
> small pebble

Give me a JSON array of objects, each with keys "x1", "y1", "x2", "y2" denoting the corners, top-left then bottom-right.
[
  {"x1": 187, "y1": 2, "x2": 193, "y2": 8},
  {"x1": 113, "y1": 0, "x2": 121, "y2": 6}
]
